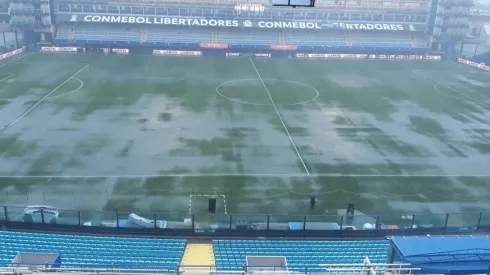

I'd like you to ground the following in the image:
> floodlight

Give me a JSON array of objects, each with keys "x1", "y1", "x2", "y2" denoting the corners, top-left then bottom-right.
[{"x1": 272, "y1": 0, "x2": 315, "y2": 8}]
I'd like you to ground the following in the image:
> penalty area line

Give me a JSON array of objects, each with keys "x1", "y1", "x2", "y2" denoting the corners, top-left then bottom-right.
[
  {"x1": 0, "y1": 74, "x2": 14, "y2": 82},
  {"x1": 1, "y1": 64, "x2": 89, "y2": 133},
  {"x1": 0, "y1": 52, "x2": 36, "y2": 68},
  {"x1": 0, "y1": 173, "x2": 490, "y2": 178},
  {"x1": 412, "y1": 70, "x2": 490, "y2": 109}
]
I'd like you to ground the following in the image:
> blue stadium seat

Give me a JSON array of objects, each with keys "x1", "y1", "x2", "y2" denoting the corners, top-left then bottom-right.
[
  {"x1": 213, "y1": 240, "x2": 389, "y2": 272},
  {"x1": 216, "y1": 29, "x2": 280, "y2": 45},
  {"x1": 0, "y1": 231, "x2": 186, "y2": 270}
]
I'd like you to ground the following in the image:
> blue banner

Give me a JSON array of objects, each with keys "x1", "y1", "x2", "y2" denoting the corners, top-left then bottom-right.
[{"x1": 57, "y1": 14, "x2": 422, "y2": 32}]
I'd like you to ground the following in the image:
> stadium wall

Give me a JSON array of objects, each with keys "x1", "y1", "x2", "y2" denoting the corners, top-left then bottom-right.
[{"x1": 54, "y1": 39, "x2": 430, "y2": 55}]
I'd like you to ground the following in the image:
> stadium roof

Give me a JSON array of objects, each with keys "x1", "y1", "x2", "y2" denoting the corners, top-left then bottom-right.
[
  {"x1": 484, "y1": 23, "x2": 490, "y2": 36},
  {"x1": 390, "y1": 235, "x2": 490, "y2": 275}
]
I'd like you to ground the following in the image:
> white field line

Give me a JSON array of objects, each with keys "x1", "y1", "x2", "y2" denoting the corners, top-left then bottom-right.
[
  {"x1": 1, "y1": 64, "x2": 89, "y2": 131},
  {"x1": 189, "y1": 194, "x2": 228, "y2": 214},
  {"x1": 0, "y1": 52, "x2": 36, "y2": 68},
  {"x1": 0, "y1": 173, "x2": 489, "y2": 179},
  {"x1": 0, "y1": 74, "x2": 14, "y2": 82},
  {"x1": 433, "y1": 83, "x2": 465, "y2": 101},
  {"x1": 412, "y1": 70, "x2": 490, "y2": 109},
  {"x1": 249, "y1": 58, "x2": 310, "y2": 176},
  {"x1": 47, "y1": 78, "x2": 84, "y2": 99},
  {"x1": 222, "y1": 194, "x2": 228, "y2": 215}
]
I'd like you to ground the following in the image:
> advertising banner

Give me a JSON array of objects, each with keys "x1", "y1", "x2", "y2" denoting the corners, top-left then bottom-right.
[
  {"x1": 0, "y1": 48, "x2": 23, "y2": 60},
  {"x1": 296, "y1": 53, "x2": 441, "y2": 60},
  {"x1": 225, "y1": 52, "x2": 241, "y2": 57},
  {"x1": 255, "y1": 53, "x2": 272, "y2": 58},
  {"x1": 40, "y1": 47, "x2": 79, "y2": 52},
  {"x1": 112, "y1": 48, "x2": 129, "y2": 54},
  {"x1": 153, "y1": 50, "x2": 202, "y2": 56},
  {"x1": 271, "y1": 45, "x2": 297, "y2": 50},
  {"x1": 458, "y1": 58, "x2": 490, "y2": 72},
  {"x1": 58, "y1": 14, "x2": 422, "y2": 32},
  {"x1": 200, "y1": 43, "x2": 228, "y2": 49}
]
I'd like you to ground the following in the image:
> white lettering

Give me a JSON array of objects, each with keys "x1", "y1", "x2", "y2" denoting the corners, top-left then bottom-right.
[{"x1": 77, "y1": 15, "x2": 408, "y2": 31}]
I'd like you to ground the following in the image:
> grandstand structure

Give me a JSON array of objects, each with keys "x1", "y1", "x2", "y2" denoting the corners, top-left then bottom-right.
[
  {"x1": 6, "y1": 0, "x2": 473, "y2": 54},
  {"x1": 2, "y1": 0, "x2": 482, "y2": 274},
  {"x1": 3, "y1": 0, "x2": 444, "y2": 52},
  {"x1": 0, "y1": 229, "x2": 489, "y2": 274}
]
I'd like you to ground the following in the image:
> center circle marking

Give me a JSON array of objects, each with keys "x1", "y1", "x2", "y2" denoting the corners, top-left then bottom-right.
[{"x1": 216, "y1": 78, "x2": 319, "y2": 106}]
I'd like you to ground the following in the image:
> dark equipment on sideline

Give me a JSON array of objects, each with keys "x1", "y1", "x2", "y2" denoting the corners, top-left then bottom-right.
[
  {"x1": 208, "y1": 197, "x2": 217, "y2": 213},
  {"x1": 346, "y1": 204, "x2": 355, "y2": 222},
  {"x1": 272, "y1": 0, "x2": 315, "y2": 8},
  {"x1": 309, "y1": 192, "x2": 318, "y2": 211}
]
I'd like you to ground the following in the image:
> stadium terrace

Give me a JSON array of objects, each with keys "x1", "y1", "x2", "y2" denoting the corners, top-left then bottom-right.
[
  {"x1": 73, "y1": 15, "x2": 409, "y2": 31},
  {"x1": 1, "y1": 0, "x2": 489, "y2": 273}
]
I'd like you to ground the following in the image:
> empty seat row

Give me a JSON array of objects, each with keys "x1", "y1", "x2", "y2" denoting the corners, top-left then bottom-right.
[
  {"x1": 0, "y1": 231, "x2": 186, "y2": 269},
  {"x1": 213, "y1": 240, "x2": 389, "y2": 271}
]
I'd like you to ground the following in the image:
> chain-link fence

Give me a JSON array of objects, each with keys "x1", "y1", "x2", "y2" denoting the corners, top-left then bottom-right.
[
  {"x1": 459, "y1": 43, "x2": 490, "y2": 60},
  {"x1": 0, "y1": 30, "x2": 22, "y2": 52}
]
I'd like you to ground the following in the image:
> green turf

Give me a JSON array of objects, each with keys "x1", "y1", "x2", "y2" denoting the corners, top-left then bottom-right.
[{"x1": 1, "y1": 53, "x2": 490, "y2": 224}]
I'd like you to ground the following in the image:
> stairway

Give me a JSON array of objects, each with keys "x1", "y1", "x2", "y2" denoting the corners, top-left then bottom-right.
[
  {"x1": 68, "y1": 26, "x2": 75, "y2": 40},
  {"x1": 346, "y1": 32, "x2": 352, "y2": 47},
  {"x1": 180, "y1": 240, "x2": 215, "y2": 272},
  {"x1": 410, "y1": 35, "x2": 416, "y2": 48},
  {"x1": 141, "y1": 25, "x2": 147, "y2": 43},
  {"x1": 279, "y1": 31, "x2": 285, "y2": 45},
  {"x1": 212, "y1": 30, "x2": 217, "y2": 43}
]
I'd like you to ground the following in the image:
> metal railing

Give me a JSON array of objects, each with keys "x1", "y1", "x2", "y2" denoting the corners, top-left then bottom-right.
[
  {"x1": 1, "y1": 205, "x2": 489, "y2": 237},
  {"x1": 0, "y1": 263, "x2": 423, "y2": 275}
]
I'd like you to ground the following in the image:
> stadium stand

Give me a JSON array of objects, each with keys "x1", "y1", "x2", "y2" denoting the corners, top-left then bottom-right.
[
  {"x1": 213, "y1": 240, "x2": 390, "y2": 272},
  {"x1": 349, "y1": 32, "x2": 413, "y2": 48},
  {"x1": 412, "y1": 36, "x2": 428, "y2": 48},
  {"x1": 72, "y1": 24, "x2": 142, "y2": 42},
  {"x1": 216, "y1": 29, "x2": 280, "y2": 45},
  {"x1": 283, "y1": 30, "x2": 346, "y2": 46},
  {"x1": 146, "y1": 26, "x2": 212, "y2": 44},
  {"x1": 0, "y1": 231, "x2": 186, "y2": 270}
]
